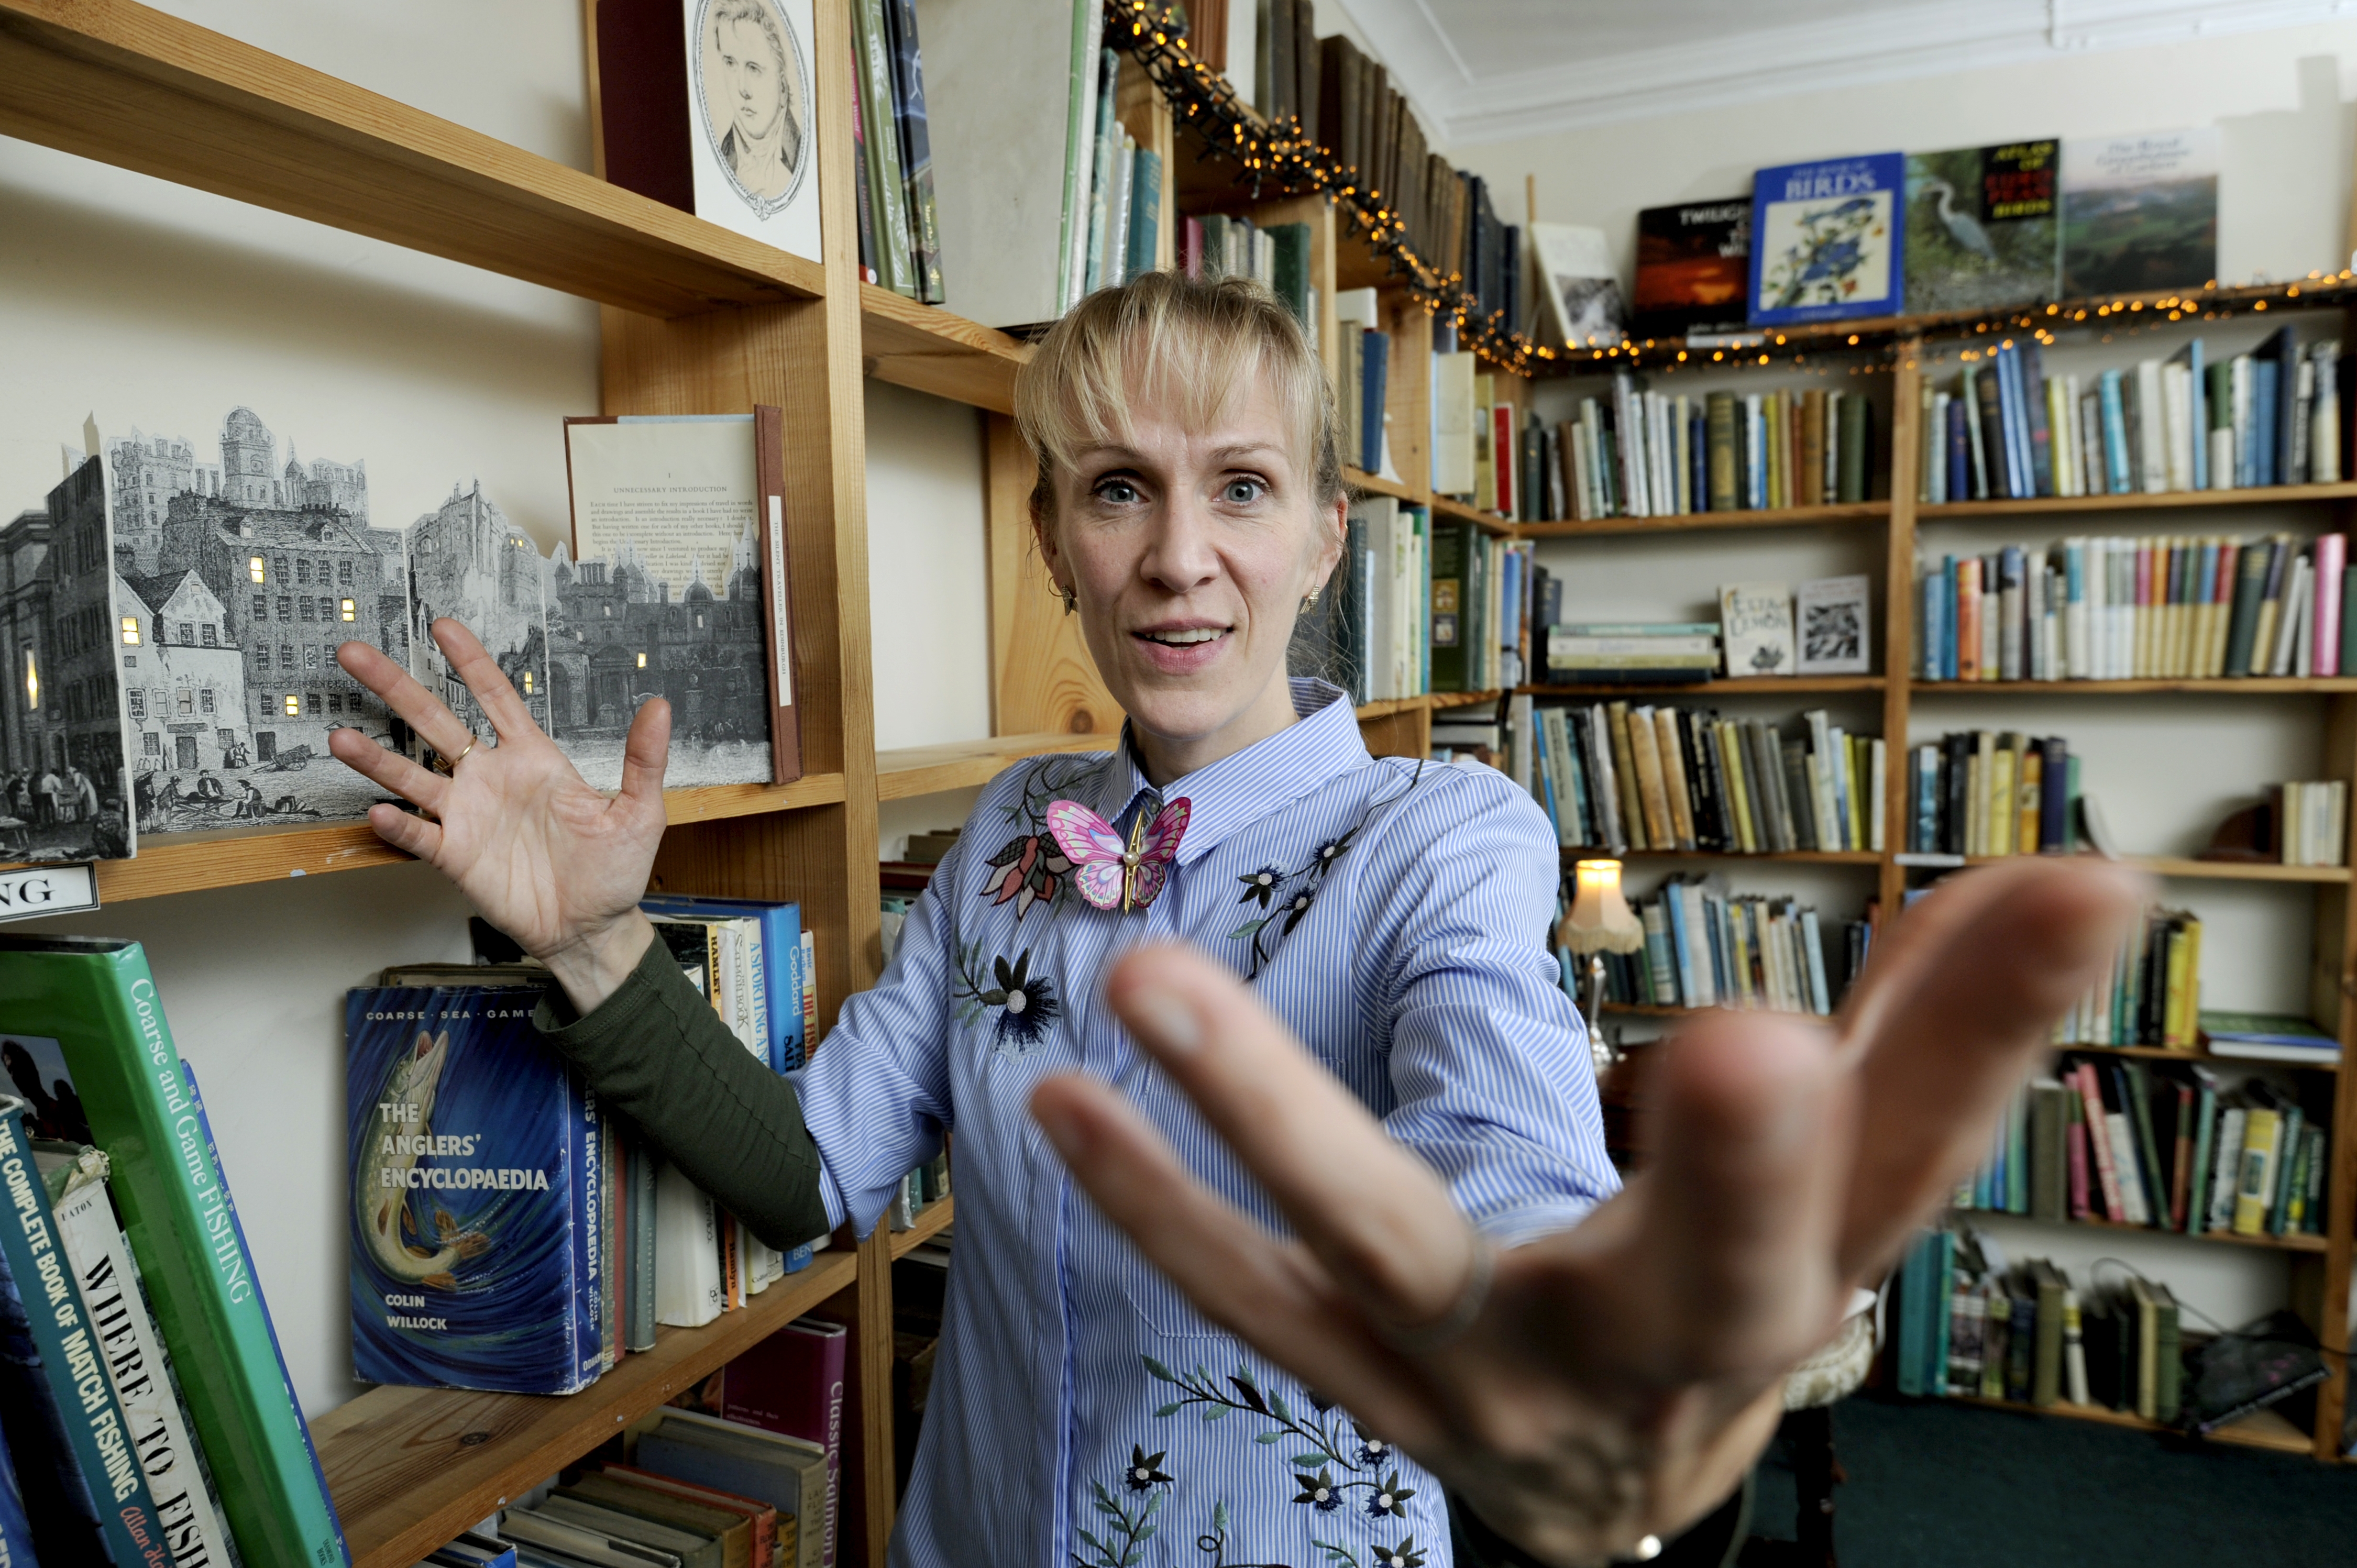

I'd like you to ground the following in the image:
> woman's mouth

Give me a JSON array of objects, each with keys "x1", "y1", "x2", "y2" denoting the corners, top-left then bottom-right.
[{"x1": 1132, "y1": 624, "x2": 1232, "y2": 670}]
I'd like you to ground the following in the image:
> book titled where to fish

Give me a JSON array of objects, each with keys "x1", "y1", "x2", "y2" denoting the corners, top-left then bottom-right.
[{"x1": 347, "y1": 985, "x2": 602, "y2": 1396}]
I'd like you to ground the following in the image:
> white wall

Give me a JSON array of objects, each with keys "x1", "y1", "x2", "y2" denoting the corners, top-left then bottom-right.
[
  {"x1": 2, "y1": 0, "x2": 987, "y2": 1416},
  {"x1": 1462, "y1": 23, "x2": 2357, "y2": 293}
]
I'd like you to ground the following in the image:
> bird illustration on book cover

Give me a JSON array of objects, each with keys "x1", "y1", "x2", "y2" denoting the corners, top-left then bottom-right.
[
  {"x1": 1904, "y1": 141, "x2": 2062, "y2": 314},
  {"x1": 1748, "y1": 154, "x2": 1904, "y2": 326},
  {"x1": 347, "y1": 986, "x2": 597, "y2": 1395}
]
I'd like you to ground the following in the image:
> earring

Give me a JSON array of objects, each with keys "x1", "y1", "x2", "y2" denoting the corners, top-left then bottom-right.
[
  {"x1": 1301, "y1": 586, "x2": 1321, "y2": 612},
  {"x1": 1058, "y1": 585, "x2": 1077, "y2": 615}
]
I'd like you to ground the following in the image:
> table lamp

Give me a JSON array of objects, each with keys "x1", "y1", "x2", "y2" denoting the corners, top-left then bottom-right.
[{"x1": 1558, "y1": 858, "x2": 1644, "y2": 1074}]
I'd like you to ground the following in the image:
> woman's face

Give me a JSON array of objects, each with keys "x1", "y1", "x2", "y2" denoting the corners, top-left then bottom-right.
[{"x1": 1041, "y1": 378, "x2": 1342, "y2": 777}]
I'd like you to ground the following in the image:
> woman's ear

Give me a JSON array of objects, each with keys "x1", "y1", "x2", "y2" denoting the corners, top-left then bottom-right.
[{"x1": 1312, "y1": 494, "x2": 1347, "y2": 592}]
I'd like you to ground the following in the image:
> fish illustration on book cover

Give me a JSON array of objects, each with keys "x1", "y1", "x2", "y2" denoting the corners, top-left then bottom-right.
[{"x1": 346, "y1": 985, "x2": 600, "y2": 1396}]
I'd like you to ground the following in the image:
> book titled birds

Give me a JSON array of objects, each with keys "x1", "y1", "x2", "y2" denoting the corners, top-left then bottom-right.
[{"x1": 1748, "y1": 154, "x2": 1905, "y2": 325}]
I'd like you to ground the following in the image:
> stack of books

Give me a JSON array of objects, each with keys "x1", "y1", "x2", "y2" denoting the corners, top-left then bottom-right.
[
  {"x1": 1915, "y1": 532, "x2": 2353, "y2": 681},
  {"x1": 1919, "y1": 333, "x2": 2344, "y2": 504},
  {"x1": 2199, "y1": 1010, "x2": 2341, "y2": 1066},
  {"x1": 1957, "y1": 1061, "x2": 2325, "y2": 1240},
  {"x1": 2056, "y1": 904, "x2": 2202, "y2": 1050},
  {"x1": 1578, "y1": 875, "x2": 1866, "y2": 1019},
  {"x1": 1904, "y1": 731, "x2": 2076, "y2": 858},
  {"x1": 1541, "y1": 622, "x2": 1721, "y2": 686}
]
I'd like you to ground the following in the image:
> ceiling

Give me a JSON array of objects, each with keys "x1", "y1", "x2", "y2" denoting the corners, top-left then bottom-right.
[{"x1": 1334, "y1": 0, "x2": 2357, "y2": 146}]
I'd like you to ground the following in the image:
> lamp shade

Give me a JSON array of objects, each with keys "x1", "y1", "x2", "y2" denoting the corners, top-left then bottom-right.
[{"x1": 1558, "y1": 858, "x2": 1644, "y2": 955}]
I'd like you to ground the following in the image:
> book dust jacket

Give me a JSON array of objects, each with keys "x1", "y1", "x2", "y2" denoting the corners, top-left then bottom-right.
[
  {"x1": 1748, "y1": 154, "x2": 1904, "y2": 326},
  {"x1": 1903, "y1": 140, "x2": 2062, "y2": 314},
  {"x1": 347, "y1": 986, "x2": 600, "y2": 1396}
]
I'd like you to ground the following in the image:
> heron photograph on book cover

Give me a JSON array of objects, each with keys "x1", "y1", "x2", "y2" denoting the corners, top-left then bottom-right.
[{"x1": 1903, "y1": 140, "x2": 2062, "y2": 315}]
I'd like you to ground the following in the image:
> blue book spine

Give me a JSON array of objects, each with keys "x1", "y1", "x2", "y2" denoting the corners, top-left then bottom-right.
[
  {"x1": 1942, "y1": 557, "x2": 1960, "y2": 680},
  {"x1": 1914, "y1": 747, "x2": 1939, "y2": 852},
  {"x1": 2010, "y1": 347, "x2": 2037, "y2": 495},
  {"x1": 0, "y1": 1413, "x2": 36, "y2": 1566},
  {"x1": 1123, "y1": 149, "x2": 1161, "y2": 283},
  {"x1": 1361, "y1": 328, "x2": 1388, "y2": 472},
  {"x1": 1921, "y1": 567, "x2": 1942, "y2": 679},
  {"x1": 1689, "y1": 411, "x2": 1708, "y2": 513},
  {"x1": 1895, "y1": 1233, "x2": 1929, "y2": 1397},
  {"x1": 347, "y1": 987, "x2": 590, "y2": 1395},
  {"x1": 1946, "y1": 396, "x2": 1969, "y2": 503},
  {"x1": 0, "y1": 1169, "x2": 108, "y2": 1564},
  {"x1": 1993, "y1": 347, "x2": 2022, "y2": 499},
  {"x1": 1703, "y1": 896, "x2": 1730, "y2": 1002},
  {"x1": 2253, "y1": 360, "x2": 2279, "y2": 487},
  {"x1": 1660, "y1": 884, "x2": 1693, "y2": 1007},
  {"x1": 2099, "y1": 371, "x2": 2132, "y2": 494},
  {"x1": 1537, "y1": 762, "x2": 1560, "y2": 842},
  {"x1": 0, "y1": 1100, "x2": 174, "y2": 1568},
  {"x1": 573, "y1": 1079, "x2": 603, "y2": 1387},
  {"x1": 2187, "y1": 339, "x2": 2208, "y2": 489}
]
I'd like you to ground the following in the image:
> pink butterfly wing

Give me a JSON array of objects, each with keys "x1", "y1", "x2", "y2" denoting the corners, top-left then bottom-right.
[
  {"x1": 1045, "y1": 799, "x2": 1129, "y2": 910},
  {"x1": 1139, "y1": 797, "x2": 1192, "y2": 862}
]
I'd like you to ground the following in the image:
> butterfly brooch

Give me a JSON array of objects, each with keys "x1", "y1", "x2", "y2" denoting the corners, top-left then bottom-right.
[{"x1": 1045, "y1": 797, "x2": 1192, "y2": 913}]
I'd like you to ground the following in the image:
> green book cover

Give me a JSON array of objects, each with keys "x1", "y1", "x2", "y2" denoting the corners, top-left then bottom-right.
[
  {"x1": 2185, "y1": 1085, "x2": 2216, "y2": 1234},
  {"x1": 1837, "y1": 393, "x2": 1872, "y2": 503},
  {"x1": 855, "y1": 0, "x2": 915, "y2": 297},
  {"x1": 2222, "y1": 539, "x2": 2272, "y2": 676},
  {"x1": 1269, "y1": 222, "x2": 1312, "y2": 329},
  {"x1": 2121, "y1": 1061, "x2": 2167, "y2": 1226},
  {"x1": 0, "y1": 936, "x2": 348, "y2": 1567},
  {"x1": 2267, "y1": 1105, "x2": 2305, "y2": 1235},
  {"x1": 1426, "y1": 520, "x2": 1465, "y2": 691},
  {"x1": 1705, "y1": 392, "x2": 1738, "y2": 511},
  {"x1": 0, "y1": 1098, "x2": 174, "y2": 1568}
]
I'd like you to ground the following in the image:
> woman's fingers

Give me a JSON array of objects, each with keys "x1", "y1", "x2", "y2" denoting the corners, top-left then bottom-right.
[
  {"x1": 1030, "y1": 1070, "x2": 1440, "y2": 1446},
  {"x1": 364, "y1": 802, "x2": 444, "y2": 863},
  {"x1": 326, "y1": 726, "x2": 448, "y2": 816},
  {"x1": 336, "y1": 638, "x2": 475, "y2": 760},
  {"x1": 429, "y1": 618, "x2": 542, "y2": 745},
  {"x1": 1099, "y1": 943, "x2": 1477, "y2": 1333},
  {"x1": 1834, "y1": 858, "x2": 2148, "y2": 1279}
]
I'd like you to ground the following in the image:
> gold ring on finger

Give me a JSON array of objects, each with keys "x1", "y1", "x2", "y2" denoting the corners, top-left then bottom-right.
[{"x1": 433, "y1": 735, "x2": 478, "y2": 776}]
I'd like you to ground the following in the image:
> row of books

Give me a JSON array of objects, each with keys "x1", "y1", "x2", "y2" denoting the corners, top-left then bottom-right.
[
  {"x1": 1335, "y1": 288, "x2": 1392, "y2": 474},
  {"x1": 1064, "y1": 49, "x2": 1167, "y2": 306},
  {"x1": 849, "y1": 0, "x2": 944, "y2": 302},
  {"x1": 1325, "y1": 494, "x2": 1431, "y2": 702},
  {"x1": 1914, "y1": 533, "x2": 2355, "y2": 682},
  {"x1": 1903, "y1": 731, "x2": 2076, "y2": 858},
  {"x1": 1958, "y1": 1058, "x2": 2325, "y2": 1240},
  {"x1": 1892, "y1": 1231, "x2": 2198, "y2": 1429},
  {"x1": 1178, "y1": 211, "x2": 1304, "y2": 319},
  {"x1": 1529, "y1": 701, "x2": 1887, "y2": 857},
  {"x1": 0, "y1": 937, "x2": 343, "y2": 1567},
  {"x1": 2273, "y1": 780, "x2": 2350, "y2": 867},
  {"x1": 1579, "y1": 876, "x2": 1869, "y2": 1018},
  {"x1": 1560, "y1": 382, "x2": 1879, "y2": 522},
  {"x1": 1433, "y1": 528, "x2": 1538, "y2": 693},
  {"x1": 2058, "y1": 906, "x2": 2201, "y2": 1052},
  {"x1": 1917, "y1": 333, "x2": 2345, "y2": 504}
]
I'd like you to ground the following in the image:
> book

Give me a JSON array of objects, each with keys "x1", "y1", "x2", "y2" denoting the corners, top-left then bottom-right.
[
  {"x1": 595, "y1": 1465, "x2": 783, "y2": 1568},
  {"x1": 1530, "y1": 223, "x2": 1626, "y2": 349},
  {"x1": 1632, "y1": 198, "x2": 1750, "y2": 337},
  {"x1": 718, "y1": 1318, "x2": 848, "y2": 1567},
  {"x1": 1719, "y1": 581, "x2": 1796, "y2": 677},
  {"x1": 1903, "y1": 140, "x2": 2062, "y2": 313},
  {"x1": 655, "y1": 1160, "x2": 728, "y2": 1330},
  {"x1": 561, "y1": 411, "x2": 801, "y2": 789},
  {"x1": 347, "y1": 983, "x2": 603, "y2": 1395},
  {"x1": 1796, "y1": 575, "x2": 1869, "y2": 675},
  {"x1": 40, "y1": 1141, "x2": 243, "y2": 1568},
  {"x1": 1748, "y1": 154, "x2": 1906, "y2": 326},
  {"x1": 0, "y1": 1096, "x2": 175, "y2": 1568},
  {"x1": 636, "y1": 1409, "x2": 828, "y2": 1568},
  {"x1": 2059, "y1": 130, "x2": 2219, "y2": 296},
  {"x1": 0, "y1": 936, "x2": 349, "y2": 1567},
  {"x1": 591, "y1": 0, "x2": 822, "y2": 263},
  {"x1": 2, "y1": 454, "x2": 136, "y2": 864},
  {"x1": 884, "y1": 0, "x2": 943, "y2": 302}
]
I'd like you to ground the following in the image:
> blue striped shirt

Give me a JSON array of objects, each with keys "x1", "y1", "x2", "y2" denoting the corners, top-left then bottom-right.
[{"x1": 799, "y1": 680, "x2": 1616, "y2": 1567}]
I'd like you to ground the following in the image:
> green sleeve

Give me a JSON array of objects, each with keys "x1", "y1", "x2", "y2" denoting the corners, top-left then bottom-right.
[{"x1": 533, "y1": 934, "x2": 830, "y2": 1251}]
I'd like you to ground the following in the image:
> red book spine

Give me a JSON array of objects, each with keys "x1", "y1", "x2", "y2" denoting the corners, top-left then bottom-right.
[
  {"x1": 1493, "y1": 404, "x2": 1515, "y2": 517},
  {"x1": 2073, "y1": 1063, "x2": 2127, "y2": 1222},
  {"x1": 722, "y1": 1319, "x2": 848, "y2": 1567},
  {"x1": 2066, "y1": 1105, "x2": 2090, "y2": 1220}
]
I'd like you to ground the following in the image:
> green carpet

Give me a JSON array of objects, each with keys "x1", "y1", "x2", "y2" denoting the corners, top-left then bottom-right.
[{"x1": 1748, "y1": 1395, "x2": 2357, "y2": 1565}]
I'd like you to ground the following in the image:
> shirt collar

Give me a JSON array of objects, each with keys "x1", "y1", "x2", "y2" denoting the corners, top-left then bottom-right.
[{"x1": 1088, "y1": 679, "x2": 1369, "y2": 867}]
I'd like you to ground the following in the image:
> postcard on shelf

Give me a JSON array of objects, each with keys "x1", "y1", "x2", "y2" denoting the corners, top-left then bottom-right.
[
  {"x1": 563, "y1": 411, "x2": 799, "y2": 788},
  {"x1": 2059, "y1": 129, "x2": 2218, "y2": 297},
  {"x1": 1748, "y1": 154, "x2": 1904, "y2": 326},
  {"x1": 1633, "y1": 198, "x2": 1750, "y2": 339},
  {"x1": 347, "y1": 981, "x2": 603, "y2": 1396},
  {"x1": 1719, "y1": 581, "x2": 1797, "y2": 677},
  {"x1": 1796, "y1": 575, "x2": 1871, "y2": 675},
  {"x1": 1903, "y1": 140, "x2": 2061, "y2": 314},
  {"x1": 2, "y1": 452, "x2": 135, "y2": 863},
  {"x1": 1530, "y1": 223, "x2": 1628, "y2": 348},
  {"x1": 592, "y1": 0, "x2": 824, "y2": 263}
]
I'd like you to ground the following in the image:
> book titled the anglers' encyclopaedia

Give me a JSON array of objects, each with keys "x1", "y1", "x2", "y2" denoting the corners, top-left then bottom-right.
[
  {"x1": 347, "y1": 985, "x2": 603, "y2": 1396},
  {"x1": 1748, "y1": 154, "x2": 1905, "y2": 326}
]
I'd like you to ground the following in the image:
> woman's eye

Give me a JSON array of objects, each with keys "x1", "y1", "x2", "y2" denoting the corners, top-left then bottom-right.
[
  {"x1": 1097, "y1": 479, "x2": 1140, "y2": 505},
  {"x1": 1222, "y1": 478, "x2": 1263, "y2": 505}
]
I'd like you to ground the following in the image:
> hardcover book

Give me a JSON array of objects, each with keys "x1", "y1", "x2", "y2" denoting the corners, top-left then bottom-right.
[
  {"x1": 2059, "y1": 130, "x2": 2219, "y2": 296},
  {"x1": 1748, "y1": 154, "x2": 1905, "y2": 326},
  {"x1": 347, "y1": 984, "x2": 602, "y2": 1396},
  {"x1": 1903, "y1": 140, "x2": 2062, "y2": 314},
  {"x1": 592, "y1": 0, "x2": 823, "y2": 263},
  {"x1": 1632, "y1": 199, "x2": 1750, "y2": 338},
  {"x1": 1796, "y1": 575, "x2": 1870, "y2": 675},
  {"x1": 1720, "y1": 582, "x2": 1797, "y2": 676},
  {"x1": 1530, "y1": 223, "x2": 1627, "y2": 349}
]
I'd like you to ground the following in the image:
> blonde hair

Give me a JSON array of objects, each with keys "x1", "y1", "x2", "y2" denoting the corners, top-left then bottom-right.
[{"x1": 1016, "y1": 271, "x2": 1346, "y2": 536}]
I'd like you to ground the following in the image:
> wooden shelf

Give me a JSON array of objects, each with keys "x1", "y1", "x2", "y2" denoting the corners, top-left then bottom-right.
[
  {"x1": 0, "y1": 0, "x2": 825, "y2": 316},
  {"x1": 1602, "y1": 1001, "x2": 1824, "y2": 1019},
  {"x1": 1913, "y1": 678, "x2": 2357, "y2": 695},
  {"x1": 1952, "y1": 1208, "x2": 2330, "y2": 1253},
  {"x1": 312, "y1": 1249, "x2": 859, "y2": 1568},
  {"x1": 1569, "y1": 846, "x2": 1882, "y2": 866},
  {"x1": 858, "y1": 282, "x2": 1030, "y2": 414},
  {"x1": 1430, "y1": 494, "x2": 1515, "y2": 533},
  {"x1": 1431, "y1": 689, "x2": 1506, "y2": 711},
  {"x1": 876, "y1": 733, "x2": 1104, "y2": 801},
  {"x1": 888, "y1": 1194, "x2": 955, "y2": 1259},
  {"x1": 1344, "y1": 467, "x2": 1419, "y2": 503},
  {"x1": 57, "y1": 775, "x2": 850, "y2": 904},
  {"x1": 1920, "y1": 481, "x2": 2357, "y2": 519},
  {"x1": 2058, "y1": 1041, "x2": 2340, "y2": 1072},
  {"x1": 1525, "y1": 676, "x2": 1886, "y2": 698},
  {"x1": 1518, "y1": 501, "x2": 1890, "y2": 539},
  {"x1": 1945, "y1": 853, "x2": 2352, "y2": 884},
  {"x1": 1942, "y1": 1393, "x2": 2317, "y2": 1456}
]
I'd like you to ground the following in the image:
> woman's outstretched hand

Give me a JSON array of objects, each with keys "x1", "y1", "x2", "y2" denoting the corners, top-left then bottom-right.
[
  {"x1": 1030, "y1": 856, "x2": 2147, "y2": 1565},
  {"x1": 329, "y1": 620, "x2": 667, "y2": 1011}
]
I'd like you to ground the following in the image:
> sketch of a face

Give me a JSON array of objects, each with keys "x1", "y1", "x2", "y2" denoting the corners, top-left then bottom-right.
[
  {"x1": 697, "y1": 0, "x2": 807, "y2": 215},
  {"x1": 718, "y1": 16, "x2": 784, "y2": 149}
]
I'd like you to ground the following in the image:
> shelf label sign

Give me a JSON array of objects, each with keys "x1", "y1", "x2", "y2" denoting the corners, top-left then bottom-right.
[{"x1": 0, "y1": 863, "x2": 98, "y2": 923}]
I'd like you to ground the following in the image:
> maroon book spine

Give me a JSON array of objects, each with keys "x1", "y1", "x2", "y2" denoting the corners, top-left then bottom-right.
[{"x1": 722, "y1": 1318, "x2": 847, "y2": 1567}]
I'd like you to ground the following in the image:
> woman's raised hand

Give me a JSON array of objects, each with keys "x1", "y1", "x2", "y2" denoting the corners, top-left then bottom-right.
[
  {"x1": 329, "y1": 620, "x2": 666, "y2": 1010},
  {"x1": 1030, "y1": 856, "x2": 2147, "y2": 1564}
]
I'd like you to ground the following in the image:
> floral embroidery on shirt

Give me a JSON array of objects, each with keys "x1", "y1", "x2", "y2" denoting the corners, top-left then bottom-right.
[
  {"x1": 1316, "y1": 1537, "x2": 1428, "y2": 1568},
  {"x1": 977, "y1": 831, "x2": 1073, "y2": 922},
  {"x1": 1075, "y1": 1451, "x2": 1173, "y2": 1568},
  {"x1": 1228, "y1": 760, "x2": 1430, "y2": 979},
  {"x1": 952, "y1": 943, "x2": 1060, "y2": 1055},
  {"x1": 1194, "y1": 1499, "x2": 1289, "y2": 1567},
  {"x1": 1142, "y1": 1358, "x2": 1416, "y2": 1525}
]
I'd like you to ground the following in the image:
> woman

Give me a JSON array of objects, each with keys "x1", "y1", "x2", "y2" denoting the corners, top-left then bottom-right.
[{"x1": 333, "y1": 273, "x2": 2142, "y2": 1565}]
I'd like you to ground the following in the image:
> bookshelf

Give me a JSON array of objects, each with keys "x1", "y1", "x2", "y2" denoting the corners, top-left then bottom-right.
[{"x1": 1529, "y1": 305, "x2": 2357, "y2": 1462}]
